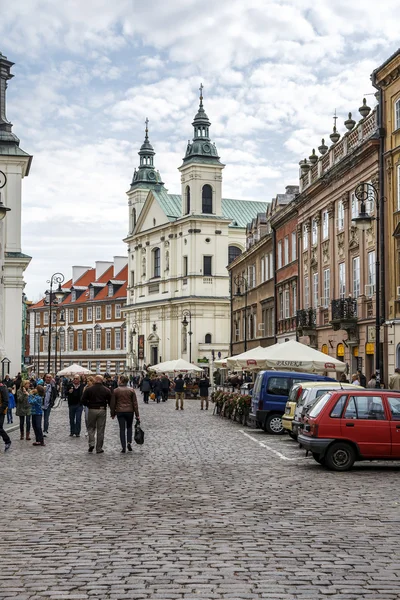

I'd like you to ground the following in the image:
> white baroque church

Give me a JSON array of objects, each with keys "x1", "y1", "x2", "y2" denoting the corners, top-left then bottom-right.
[
  {"x1": 123, "y1": 88, "x2": 267, "y2": 369},
  {"x1": 0, "y1": 53, "x2": 31, "y2": 377}
]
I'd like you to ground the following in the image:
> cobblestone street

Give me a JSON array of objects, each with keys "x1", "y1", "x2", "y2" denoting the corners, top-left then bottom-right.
[{"x1": 2, "y1": 395, "x2": 400, "y2": 600}]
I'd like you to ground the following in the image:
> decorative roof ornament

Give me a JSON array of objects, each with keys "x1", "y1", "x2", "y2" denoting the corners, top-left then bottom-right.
[
  {"x1": 299, "y1": 158, "x2": 310, "y2": 174},
  {"x1": 318, "y1": 138, "x2": 328, "y2": 155},
  {"x1": 359, "y1": 98, "x2": 371, "y2": 118},
  {"x1": 182, "y1": 84, "x2": 221, "y2": 165},
  {"x1": 309, "y1": 149, "x2": 318, "y2": 165},
  {"x1": 0, "y1": 51, "x2": 20, "y2": 145},
  {"x1": 330, "y1": 110, "x2": 340, "y2": 144},
  {"x1": 344, "y1": 112, "x2": 356, "y2": 131},
  {"x1": 130, "y1": 118, "x2": 164, "y2": 190}
]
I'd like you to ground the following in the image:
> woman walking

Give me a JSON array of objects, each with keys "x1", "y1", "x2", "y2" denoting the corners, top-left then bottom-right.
[
  {"x1": 110, "y1": 375, "x2": 140, "y2": 453},
  {"x1": 16, "y1": 380, "x2": 31, "y2": 440},
  {"x1": 29, "y1": 385, "x2": 45, "y2": 446}
]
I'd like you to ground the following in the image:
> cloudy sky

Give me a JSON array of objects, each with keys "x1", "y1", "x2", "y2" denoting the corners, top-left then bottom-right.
[{"x1": 1, "y1": 0, "x2": 398, "y2": 300}]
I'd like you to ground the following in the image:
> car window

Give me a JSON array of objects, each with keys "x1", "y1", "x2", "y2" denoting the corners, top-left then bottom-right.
[
  {"x1": 287, "y1": 385, "x2": 301, "y2": 403},
  {"x1": 267, "y1": 377, "x2": 291, "y2": 396},
  {"x1": 252, "y1": 374, "x2": 263, "y2": 398},
  {"x1": 330, "y1": 395, "x2": 347, "y2": 418},
  {"x1": 344, "y1": 396, "x2": 386, "y2": 420},
  {"x1": 308, "y1": 392, "x2": 332, "y2": 417},
  {"x1": 298, "y1": 389, "x2": 309, "y2": 407},
  {"x1": 387, "y1": 397, "x2": 400, "y2": 420}
]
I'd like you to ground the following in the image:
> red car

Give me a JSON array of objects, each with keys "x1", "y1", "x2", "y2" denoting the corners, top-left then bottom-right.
[{"x1": 298, "y1": 390, "x2": 400, "y2": 471}]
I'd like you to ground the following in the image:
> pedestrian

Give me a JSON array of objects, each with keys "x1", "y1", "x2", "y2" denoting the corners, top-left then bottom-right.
[
  {"x1": 16, "y1": 380, "x2": 31, "y2": 440},
  {"x1": 357, "y1": 369, "x2": 367, "y2": 388},
  {"x1": 351, "y1": 373, "x2": 360, "y2": 385},
  {"x1": 7, "y1": 387, "x2": 15, "y2": 423},
  {"x1": 174, "y1": 374, "x2": 185, "y2": 410},
  {"x1": 140, "y1": 374, "x2": 151, "y2": 403},
  {"x1": 367, "y1": 374, "x2": 377, "y2": 388},
  {"x1": 67, "y1": 375, "x2": 85, "y2": 437},
  {"x1": 340, "y1": 373, "x2": 349, "y2": 383},
  {"x1": 198, "y1": 374, "x2": 210, "y2": 410},
  {"x1": 152, "y1": 376, "x2": 162, "y2": 403},
  {"x1": 389, "y1": 368, "x2": 400, "y2": 391},
  {"x1": 110, "y1": 375, "x2": 140, "y2": 453},
  {"x1": 160, "y1": 373, "x2": 170, "y2": 402},
  {"x1": 14, "y1": 373, "x2": 22, "y2": 392},
  {"x1": 43, "y1": 374, "x2": 57, "y2": 436},
  {"x1": 29, "y1": 385, "x2": 45, "y2": 446},
  {"x1": 81, "y1": 375, "x2": 112, "y2": 454},
  {"x1": 0, "y1": 382, "x2": 11, "y2": 452},
  {"x1": 83, "y1": 376, "x2": 95, "y2": 436}
]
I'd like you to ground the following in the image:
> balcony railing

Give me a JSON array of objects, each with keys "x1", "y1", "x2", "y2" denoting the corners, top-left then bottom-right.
[
  {"x1": 296, "y1": 308, "x2": 316, "y2": 330},
  {"x1": 331, "y1": 298, "x2": 358, "y2": 322}
]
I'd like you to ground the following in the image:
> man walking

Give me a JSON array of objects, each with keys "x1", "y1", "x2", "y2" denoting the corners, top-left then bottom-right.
[
  {"x1": 198, "y1": 374, "x2": 210, "y2": 410},
  {"x1": 110, "y1": 375, "x2": 140, "y2": 453},
  {"x1": 0, "y1": 382, "x2": 11, "y2": 452},
  {"x1": 174, "y1": 374, "x2": 185, "y2": 411},
  {"x1": 43, "y1": 374, "x2": 57, "y2": 436},
  {"x1": 67, "y1": 376, "x2": 85, "y2": 437},
  {"x1": 389, "y1": 368, "x2": 400, "y2": 391},
  {"x1": 82, "y1": 375, "x2": 112, "y2": 454},
  {"x1": 160, "y1": 373, "x2": 170, "y2": 402}
]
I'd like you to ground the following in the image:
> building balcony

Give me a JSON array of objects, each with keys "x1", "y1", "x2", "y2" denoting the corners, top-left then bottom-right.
[
  {"x1": 330, "y1": 298, "x2": 358, "y2": 334},
  {"x1": 296, "y1": 308, "x2": 316, "y2": 333}
]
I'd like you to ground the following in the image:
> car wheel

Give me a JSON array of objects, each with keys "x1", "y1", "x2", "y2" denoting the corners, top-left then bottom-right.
[
  {"x1": 265, "y1": 414, "x2": 284, "y2": 435},
  {"x1": 289, "y1": 431, "x2": 297, "y2": 440},
  {"x1": 325, "y1": 442, "x2": 355, "y2": 472},
  {"x1": 312, "y1": 452, "x2": 325, "y2": 465}
]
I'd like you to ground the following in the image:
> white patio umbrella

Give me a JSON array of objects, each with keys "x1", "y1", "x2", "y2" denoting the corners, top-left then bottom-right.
[
  {"x1": 229, "y1": 340, "x2": 346, "y2": 373},
  {"x1": 149, "y1": 358, "x2": 203, "y2": 374},
  {"x1": 226, "y1": 346, "x2": 267, "y2": 371},
  {"x1": 57, "y1": 363, "x2": 94, "y2": 377},
  {"x1": 213, "y1": 358, "x2": 228, "y2": 368}
]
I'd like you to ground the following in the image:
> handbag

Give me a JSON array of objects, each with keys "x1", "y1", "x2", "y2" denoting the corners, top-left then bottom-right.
[
  {"x1": 134, "y1": 423, "x2": 144, "y2": 445},
  {"x1": 150, "y1": 392, "x2": 155, "y2": 400}
]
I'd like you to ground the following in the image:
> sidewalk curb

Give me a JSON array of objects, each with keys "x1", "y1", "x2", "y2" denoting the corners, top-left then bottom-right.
[{"x1": 5, "y1": 424, "x2": 19, "y2": 434}]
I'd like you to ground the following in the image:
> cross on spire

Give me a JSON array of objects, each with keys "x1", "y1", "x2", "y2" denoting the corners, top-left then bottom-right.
[
  {"x1": 199, "y1": 83, "x2": 204, "y2": 107},
  {"x1": 333, "y1": 109, "x2": 338, "y2": 129},
  {"x1": 145, "y1": 117, "x2": 149, "y2": 140}
]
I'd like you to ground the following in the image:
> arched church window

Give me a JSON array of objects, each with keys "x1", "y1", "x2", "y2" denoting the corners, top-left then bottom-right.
[
  {"x1": 202, "y1": 184, "x2": 213, "y2": 214},
  {"x1": 205, "y1": 333, "x2": 212, "y2": 344},
  {"x1": 132, "y1": 208, "x2": 136, "y2": 228},
  {"x1": 142, "y1": 257, "x2": 146, "y2": 278},
  {"x1": 185, "y1": 186, "x2": 191, "y2": 214},
  {"x1": 228, "y1": 245, "x2": 242, "y2": 264},
  {"x1": 153, "y1": 248, "x2": 160, "y2": 278}
]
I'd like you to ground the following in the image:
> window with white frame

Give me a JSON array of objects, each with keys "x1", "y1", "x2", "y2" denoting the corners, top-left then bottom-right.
[
  {"x1": 78, "y1": 308, "x2": 83, "y2": 322},
  {"x1": 367, "y1": 251, "x2": 376, "y2": 295},
  {"x1": 311, "y1": 218, "x2": 318, "y2": 245},
  {"x1": 322, "y1": 210, "x2": 329, "y2": 240},
  {"x1": 123, "y1": 327, "x2": 126, "y2": 349},
  {"x1": 43, "y1": 336, "x2": 48, "y2": 353},
  {"x1": 115, "y1": 361, "x2": 120, "y2": 374},
  {"x1": 303, "y1": 223, "x2": 309, "y2": 250},
  {"x1": 87, "y1": 307, "x2": 92, "y2": 321},
  {"x1": 261, "y1": 257, "x2": 265, "y2": 282},
  {"x1": 95, "y1": 328, "x2": 101, "y2": 350},
  {"x1": 59, "y1": 331, "x2": 65, "y2": 352},
  {"x1": 52, "y1": 312, "x2": 57, "y2": 324},
  {"x1": 351, "y1": 192, "x2": 358, "y2": 219},
  {"x1": 353, "y1": 256, "x2": 360, "y2": 298},
  {"x1": 35, "y1": 312, "x2": 40, "y2": 325},
  {"x1": 277, "y1": 241, "x2": 282, "y2": 268},
  {"x1": 78, "y1": 331, "x2": 83, "y2": 351},
  {"x1": 86, "y1": 330, "x2": 93, "y2": 351},
  {"x1": 115, "y1": 304, "x2": 121, "y2": 319},
  {"x1": 292, "y1": 282, "x2": 297, "y2": 316},
  {"x1": 366, "y1": 182, "x2": 375, "y2": 214},
  {"x1": 304, "y1": 276, "x2": 310, "y2": 309},
  {"x1": 291, "y1": 231, "x2": 296, "y2": 262},
  {"x1": 68, "y1": 309, "x2": 74, "y2": 323},
  {"x1": 396, "y1": 98, "x2": 400, "y2": 131},
  {"x1": 89, "y1": 287, "x2": 94, "y2": 300},
  {"x1": 87, "y1": 361, "x2": 92, "y2": 372},
  {"x1": 43, "y1": 311, "x2": 49, "y2": 325},
  {"x1": 284, "y1": 236, "x2": 289, "y2": 265},
  {"x1": 313, "y1": 272, "x2": 319, "y2": 308},
  {"x1": 51, "y1": 334, "x2": 56, "y2": 351},
  {"x1": 115, "y1": 329, "x2": 121, "y2": 350},
  {"x1": 96, "y1": 361, "x2": 101, "y2": 373},
  {"x1": 106, "y1": 329, "x2": 112, "y2": 350},
  {"x1": 339, "y1": 262, "x2": 346, "y2": 298},
  {"x1": 248, "y1": 264, "x2": 256, "y2": 288},
  {"x1": 71, "y1": 290, "x2": 76, "y2": 302},
  {"x1": 96, "y1": 306, "x2": 101, "y2": 320},
  {"x1": 108, "y1": 283, "x2": 114, "y2": 297},
  {"x1": 106, "y1": 305, "x2": 112, "y2": 319},
  {"x1": 68, "y1": 331, "x2": 74, "y2": 351},
  {"x1": 337, "y1": 200, "x2": 344, "y2": 231},
  {"x1": 279, "y1": 291, "x2": 284, "y2": 320},
  {"x1": 323, "y1": 268, "x2": 330, "y2": 308},
  {"x1": 284, "y1": 289, "x2": 290, "y2": 319}
]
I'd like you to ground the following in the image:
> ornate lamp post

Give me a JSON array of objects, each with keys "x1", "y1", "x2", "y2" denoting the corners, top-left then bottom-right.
[
  {"x1": 181, "y1": 310, "x2": 193, "y2": 363},
  {"x1": 130, "y1": 320, "x2": 139, "y2": 371},
  {"x1": 44, "y1": 272, "x2": 65, "y2": 373},
  {"x1": 352, "y1": 182, "x2": 383, "y2": 388},
  {"x1": 54, "y1": 309, "x2": 65, "y2": 374},
  {"x1": 234, "y1": 274, "x2": 248, "y2": 352}
]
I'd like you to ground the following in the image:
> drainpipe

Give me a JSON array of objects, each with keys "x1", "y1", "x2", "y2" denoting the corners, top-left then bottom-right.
[{"x1": 272, "y1": 225, "x2": 277, "y2": 343}]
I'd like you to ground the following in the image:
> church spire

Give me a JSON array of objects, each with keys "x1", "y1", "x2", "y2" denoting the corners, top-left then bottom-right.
[
  {"x1": 182, "y1": 84, "x2": 221, "y2": 165},
  {"x1": 0, "y1": 52, "x2": 20, "y2": 146},
  {"x1": 130, "y1": 118, "x2": 164, "y2": 190}
]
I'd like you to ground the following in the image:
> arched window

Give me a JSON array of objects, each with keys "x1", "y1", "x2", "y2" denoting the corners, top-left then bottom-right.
[
  {"x1": 153, "y1": 248, "x2": 160, "y2": 278},
  {"x1": 185, "y1": 185, "x2": 190, "y2": 214},
  {"x1": 202, "y1": 184, "x2": 213, "y2": 214},
  {"x1": 132, "y1": 207, "x2": 136, "y2": 228},
  {"x1": 228, "y1": 245, "x2": 242, "y2": 264},
  {"x1": 205, "y1": 333, "x2": 212, "y2": 344},
  {"x1": 249, "y1": 314, "x2": 255, "y2": 340}
]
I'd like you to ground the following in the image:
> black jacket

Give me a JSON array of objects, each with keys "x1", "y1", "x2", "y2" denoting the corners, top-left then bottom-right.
[
  {"x1": 82, "y1": 383, "x2": 112, "y2": 409},
  {"x1": 0, "y1": 384, "x2": 8, "y2": 414},
  {"x1": 174, "y1": 378, "x2": 184, "y2": 392},
  {"x1": 67, "y1": 383, "x2": 85, "y2": 406}
]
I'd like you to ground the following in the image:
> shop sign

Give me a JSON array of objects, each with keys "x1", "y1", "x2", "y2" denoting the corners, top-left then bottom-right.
[
  {"x1": 138, "y1": 335, "x2": 145, "y2": 359},
  {"x1": 337, "y1": 343, "x2": 345, "y2": 357},
  {"x1": 368, "y1": 326, "x2": 376, "y2": 343},
  {"x1": 321, "y1": 344, "x2": 328, "y2": 355},
  {"x1": 353, "y1": 346, "x2": 359, "y2": 357},
  {"x1": 198, "y1": 357, "x2": 209, "y2": 364},
  {"x1": 366, "y1": 342, "x2": 375, "y2": 355}
]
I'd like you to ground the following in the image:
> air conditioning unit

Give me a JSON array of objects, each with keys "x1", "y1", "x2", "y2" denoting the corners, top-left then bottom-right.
[{"x1": 365, "y1": 284, "x2": 375, "y2": 298}]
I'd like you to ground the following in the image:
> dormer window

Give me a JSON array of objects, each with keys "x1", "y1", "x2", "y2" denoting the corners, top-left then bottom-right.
[
  {"x1": 71, "y1": 291, "x2": 76, "y2": 302},
  {"x1": 108, "y1": 283, "x2": 114, "y2": 297},
  {"x1": 89, "y1": 287, "x2": 94, "y2": 300}
]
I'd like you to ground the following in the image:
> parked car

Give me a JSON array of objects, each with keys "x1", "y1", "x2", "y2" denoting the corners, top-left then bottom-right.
[
  {"x1": 248, "y1": 370, "x2": 336, "y2": 434},
  {"x1": 282, "y1": 382, "x2": 363, "y2": 439},
  {"x1": 298, "y1": 389, "x2": 400, "y2": 471}
]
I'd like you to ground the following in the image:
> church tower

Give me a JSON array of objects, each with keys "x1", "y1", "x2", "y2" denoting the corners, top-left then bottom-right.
[
  {"x1": 179, "y1": 84, "x2": 225, "y2": 217},
  {"x1": 126, "y1": 119, "x2": 164, "y2": 234}
]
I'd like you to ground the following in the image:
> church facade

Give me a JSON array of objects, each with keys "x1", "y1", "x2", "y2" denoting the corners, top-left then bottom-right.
[{"x1": 123, "y1": 89, "x2": 267, "y2": 370}]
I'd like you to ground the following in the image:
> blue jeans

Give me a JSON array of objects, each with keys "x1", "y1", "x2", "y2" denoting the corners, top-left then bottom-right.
[
  {"x1": 117, "y1": 412, "x2": 134, "y2": 450},
  {"x1": 32, "y1": 414, "x2": 44, "y2": 443},
  {"x1": 43, "y1": 406, "x2": 51, "y2": 433},
  {"x1": 69, "y1": 404, "x2": 83, "y2": 435}
]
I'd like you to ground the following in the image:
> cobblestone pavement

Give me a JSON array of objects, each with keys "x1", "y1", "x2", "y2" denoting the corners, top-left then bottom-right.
[{"x1": 2, "y1": 395, "x2": 400, "y2": 600}]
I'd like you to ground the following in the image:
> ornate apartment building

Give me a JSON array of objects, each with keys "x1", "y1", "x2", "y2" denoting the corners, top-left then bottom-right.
[
  {"x1": 28, "y1": 257, "x2": 128, "y2": 375},
  {"x1": 295, "y1": 103, "x2": 379, "y2": 378}
]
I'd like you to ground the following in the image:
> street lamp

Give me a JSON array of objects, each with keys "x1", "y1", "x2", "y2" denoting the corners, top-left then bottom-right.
[
  {"x1": 54, "y1": 309, "x2": 65, "y2": 374},
  {"x1": 0, "y1": 196, "x2": 10, "y2": 220},
  {"x1": 181, "y1": 310, "x2": 193, "y2": 363},
  {"x1": 130, "y1": 320, "x2": 139, "y2": 370},
  {"x1": 352, "y1": 182, "x2": 382, "y2": 388},
  {"x1": 44, "y1": 272, "x2": 65, "y2": 373},
  {"x1": 234, "y1": 274, "x2": 248, "y2": 352}
]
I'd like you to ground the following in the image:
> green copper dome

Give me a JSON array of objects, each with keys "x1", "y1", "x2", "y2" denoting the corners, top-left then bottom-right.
[
  {"x1": 130, "y1": 119, "x2": 164, "y2": 190},
  {"x1": 182, "y1": 84, "x2": 221, "y2": 166}
]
